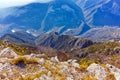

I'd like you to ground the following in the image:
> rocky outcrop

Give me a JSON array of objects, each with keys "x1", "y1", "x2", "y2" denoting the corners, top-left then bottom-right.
[
  {"x1": 0, "y1": 47, "x2": 18, "y2": 58},
  {"x1": 87, "y1": 63, "x2": 107, "y2": 80}
]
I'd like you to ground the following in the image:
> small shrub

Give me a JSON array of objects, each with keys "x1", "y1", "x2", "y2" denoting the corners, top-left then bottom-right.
[
  {"x1": 79, "y1": 58, "x2": 94, "y2": 69},
  {"x1": 106, "y1": 73, "x2": 115, "y2": 80},
  {"x1": 85, "y1": 74, "x2": 96, "y2": 80}
]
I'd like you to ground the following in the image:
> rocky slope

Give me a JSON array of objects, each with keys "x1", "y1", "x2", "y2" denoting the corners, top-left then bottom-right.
[
  {"x1": 70, "y1": 41, "x2": 120, "y2": 69},
  {"x1": 0, "y1": 47, "x2": 119, "y2": 80}
]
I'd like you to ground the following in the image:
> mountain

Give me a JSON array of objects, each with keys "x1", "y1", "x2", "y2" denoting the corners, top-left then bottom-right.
[
  {"x1": 0, "y1": 0, "x2": 90, "y2": 36},
  {"x1": 0, "y1": 0, "x2": 120, "y2": 41},
  {"x1": 0, "y1": 31, "x2": 36, "y2": 45},
  {"x1": 0, "y1": 0, "x2": 120, "y2": 37},
  {"x1": 35, "y1": 32, "x2": 94, "y2": 51},
  {"x1": 81, "y1": 27, "x2": 120, "y2": 42},
  {"x1": 75, "y1": 0, "x2": 120, "y2": 27}
]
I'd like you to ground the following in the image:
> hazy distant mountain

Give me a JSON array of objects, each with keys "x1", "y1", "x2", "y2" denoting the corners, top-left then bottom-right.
[
  {"x1": 0, "y1": 0, "x2": 90, "y2": 36},
  {"x1": 82, "y1": 27, "x2": 120, "y2": 42},
  {"x1": 75, "y1": 0, "x2": 120, "y2": 27}
]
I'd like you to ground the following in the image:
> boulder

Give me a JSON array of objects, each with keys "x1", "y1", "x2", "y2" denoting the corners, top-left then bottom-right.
[
  {"x1": 0, "y1": 47, "x2": 18, "y2": 58},
  {"x1": 87, "y1": 63, "x2": 107, "y2": 80}
]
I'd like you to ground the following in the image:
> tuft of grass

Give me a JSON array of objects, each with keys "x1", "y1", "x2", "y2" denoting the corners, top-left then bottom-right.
[
  {"x1": 22, "y1": 71, "x2": 49, "y2": 80},
  {"x1": 79, "y1": 58, "x2": 94, "y2": 69},
  {"x1": 79, "y1": 57, "x2": 101, "y2": 69},
  {"x1": 85, "y1": 74, "x2": 97, "y2": 80},
  {"x1": 106, "y1": 73, "x2": 116, "y2": 80}
]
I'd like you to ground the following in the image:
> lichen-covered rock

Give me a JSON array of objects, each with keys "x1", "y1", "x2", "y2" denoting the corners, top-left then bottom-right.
[
  {"x1": 106, "y1": 64, "x2": 120, "y2": 80},
  {"x1": 0, "y1": 47, "x2": 18, "y2": 58},
  {"x1": 87, "y1": 63, "x2": 107, "y2": 80},
  {"x1": 38, "y1": 58, "x2": 45, "y2": 65},
  {"x1": 50, "y1": 56, "x2": 59, "y2": 63}
]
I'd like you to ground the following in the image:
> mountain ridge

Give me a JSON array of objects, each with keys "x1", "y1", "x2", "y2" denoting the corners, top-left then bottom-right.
[
  {"x1": 0, "y1": 0, "x2": 90, "y2": 36},
  {"x1": 0, "y1": 31, "x2": 94, "y2": 51}
]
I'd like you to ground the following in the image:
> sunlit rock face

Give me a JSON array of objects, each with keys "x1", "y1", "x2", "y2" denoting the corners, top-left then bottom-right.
[{"x1": 87, "y1": 63, "x2": 107, "y2": 80}]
